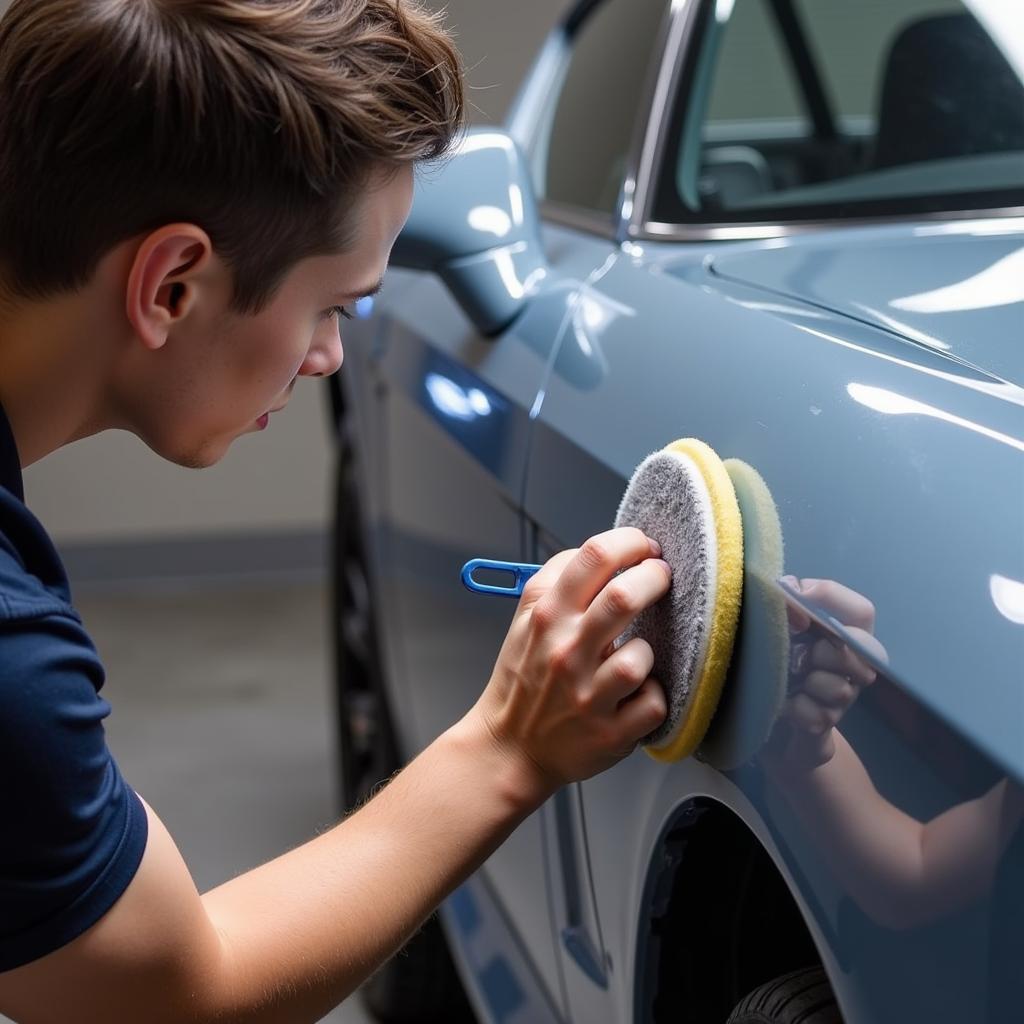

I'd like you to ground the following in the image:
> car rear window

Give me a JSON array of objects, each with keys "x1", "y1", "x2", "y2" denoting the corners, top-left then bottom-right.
[{"x1": 648, "y1": 0, "x2": 1024, "y2": 227}]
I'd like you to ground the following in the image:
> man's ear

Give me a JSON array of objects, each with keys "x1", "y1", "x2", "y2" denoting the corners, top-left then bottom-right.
[{"x1": 125, "y1": 225, "x2": 214, "y2": 351}]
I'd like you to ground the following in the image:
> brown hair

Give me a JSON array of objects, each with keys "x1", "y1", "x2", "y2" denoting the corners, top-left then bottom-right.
[{"x1": 0, "y1": 0, "x2": 463, "y2": 311}]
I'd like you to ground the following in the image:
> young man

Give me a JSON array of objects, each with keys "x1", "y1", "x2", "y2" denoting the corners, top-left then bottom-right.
[{"x1": 0, "y1": 2, "x2": 671, "y2": 1020}]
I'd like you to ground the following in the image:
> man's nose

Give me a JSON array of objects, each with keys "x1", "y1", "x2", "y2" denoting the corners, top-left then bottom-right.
[{"x1": 301, "y1": 329, "x2": 345, "y2": 378}]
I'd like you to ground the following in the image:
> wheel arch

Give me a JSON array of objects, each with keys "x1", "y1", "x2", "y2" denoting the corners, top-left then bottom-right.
[{"x1": 633, "y1": 796, "x2": 839, "y2": 1022}]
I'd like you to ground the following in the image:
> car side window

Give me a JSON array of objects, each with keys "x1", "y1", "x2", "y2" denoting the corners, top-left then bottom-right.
[
  {"x1": 540, "y1": 0, "x2": 670, "y2": 222},
  {"x1": 649, "y1": 0, "x2": 1024, "y2": 226}
]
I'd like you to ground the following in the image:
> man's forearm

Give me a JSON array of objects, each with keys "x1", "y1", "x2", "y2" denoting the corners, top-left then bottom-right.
[{"x1": 199, "y1": 712, "x2": 548, "y2": 1023}]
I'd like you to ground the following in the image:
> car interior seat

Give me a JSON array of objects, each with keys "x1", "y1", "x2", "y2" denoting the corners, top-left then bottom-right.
[{"x1": 873, "y1": 12, "x2": 1024, "y2": 170}]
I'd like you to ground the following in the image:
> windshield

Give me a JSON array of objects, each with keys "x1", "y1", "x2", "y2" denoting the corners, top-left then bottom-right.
[{"x1": 649, "y1": 0, "x2": 1024, "y2": 226}]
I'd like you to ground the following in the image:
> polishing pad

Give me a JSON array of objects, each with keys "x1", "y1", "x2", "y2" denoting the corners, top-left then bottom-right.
[
  {"x1": 614, "y1": 439, "x2": 743, "y2": 763},
  {"x1": 698, "y1": 460, "x2": 788, "y2": 769}
]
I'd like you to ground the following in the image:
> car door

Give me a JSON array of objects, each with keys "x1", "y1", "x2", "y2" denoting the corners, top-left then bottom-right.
[
  {"x1": 362, "y1": 239, "x2": 573, "y2": 1020},
  {"x1": 363, "y1": 141, "x2": 636, "y2": 1021},
  {"x1": 509, "y1": 0, "x2": 679, "y2": 1016}
]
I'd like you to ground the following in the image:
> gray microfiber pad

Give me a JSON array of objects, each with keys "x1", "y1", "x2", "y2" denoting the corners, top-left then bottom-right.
[{"x1": 614, "y1": 449, "x2": 716, "y2": 750}]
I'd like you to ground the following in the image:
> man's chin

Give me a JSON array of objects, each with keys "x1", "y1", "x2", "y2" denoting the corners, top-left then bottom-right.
[
  {"x1": 175, "y1": 450, "x2": 224, "y2": 470},
  {"x1": 145, "y1": 435, "x2": 231, "y2": 470}
]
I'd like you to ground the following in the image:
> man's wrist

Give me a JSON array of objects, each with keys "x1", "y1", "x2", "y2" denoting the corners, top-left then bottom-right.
[{"x1": 445, "y1": 709, "x2": 557, "y2": 819}]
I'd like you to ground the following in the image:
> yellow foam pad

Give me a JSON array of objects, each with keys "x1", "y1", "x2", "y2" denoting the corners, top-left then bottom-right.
[{"x1": 645, "y1": 438, "x2": 744, "y2": 763}]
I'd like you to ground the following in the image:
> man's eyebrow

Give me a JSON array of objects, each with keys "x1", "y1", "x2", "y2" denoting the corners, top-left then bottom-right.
[{"x1": 349, "y1": 278, "x2": 385, "y2": 301}]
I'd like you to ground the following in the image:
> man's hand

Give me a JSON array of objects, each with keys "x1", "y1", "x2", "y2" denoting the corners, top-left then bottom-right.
[{"x1": 469, "y1": 527, "x2": 672, "y2": 799}]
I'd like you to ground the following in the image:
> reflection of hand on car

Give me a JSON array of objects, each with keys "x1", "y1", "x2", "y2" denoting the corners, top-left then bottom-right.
[
  {"x1": 468, "y1": 527, "x2": 671, "y2": 800},
  {"x1": 764, "y1": 576, "x2": 886, "y2": 770},
  {"x1": 759, "y1": 577, "x2": 1024, "y2": 929}
]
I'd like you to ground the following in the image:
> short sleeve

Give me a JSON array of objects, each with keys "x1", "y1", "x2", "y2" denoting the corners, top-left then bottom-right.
[{"x1": 0, "y1": 608, "x2": 148, "y2": 971}]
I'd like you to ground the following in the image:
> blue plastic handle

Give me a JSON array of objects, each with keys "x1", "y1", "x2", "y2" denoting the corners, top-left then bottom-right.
[{"x1": 461, "y1": 558, "x2": 542, "y2": 598}]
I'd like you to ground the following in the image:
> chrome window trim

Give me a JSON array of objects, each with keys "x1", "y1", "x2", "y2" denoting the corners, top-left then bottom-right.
[
  {"x1": 613, "y1": 0, "x2": 692, "y2": 242},
  {"x1": 635, "y1": 206, "x2": 1024, "y2": 243},
  {"x1": 629, "y1": 0, "x2": 1024, "y2": 244},
  {"x1": 627, "y1": 0, "x2": 704, "y2": 240}
]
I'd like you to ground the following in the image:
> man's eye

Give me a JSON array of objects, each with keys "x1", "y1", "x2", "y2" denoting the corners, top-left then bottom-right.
[{"x1": 326, "y1": 305, "x2": 353, "y2": 321}]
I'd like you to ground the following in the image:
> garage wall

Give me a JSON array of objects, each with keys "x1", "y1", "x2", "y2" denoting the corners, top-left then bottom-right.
[{"x1": 0, "y1": 0, "x2": 564, "y2": 566}]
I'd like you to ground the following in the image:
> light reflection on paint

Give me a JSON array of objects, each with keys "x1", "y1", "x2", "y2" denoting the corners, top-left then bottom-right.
[
  {"x1": 493, "y1": 245, "x2": 528, "y2": 301},
  {"x1": 736, "y1": 298, "x2": 829, "y2": 320},
  {"x1": 620, "y1": 174, "x2": 636, "y2": 223},
  {"x1": 847, "y1": 383, "x2": 1024, "y2": 452},
  {"x1": 576, "y1": 289, "x2": 636, "y2": 333},
  {"x1": 426, "y1": 372, "x2": 492, "y2": 422},
  {"x1": 529, "y1": 387, "x2": 546, "y2": 420},
  {"x1": 715, "y1": 0, "x2": 736, "y2": 22},
  {"x1": 508, "y1": 184, "x2": 525, "y2": 227},
  {"x1": 990, "y1": 574, "x2": 1024, "y2": 625},
  {"x1": 468, "y1": 388, "x2": 492, "y2": 416},
  {"x1": 792, "y1": 323, "x2": 1024, "y2": 409},
  {"x1": 566, "y1": 288, "x2": 635, "y2": 372},
  {"x1": 890, "y1": 248, "x2": 1024, "y2": 313},
  {"x1": 913, "y1": 218, "x2": 1024, "y2": 238},
  {"x1": 523, "y1": 266, "x2": 549, "y2": 294},
  {"x1": 468, "y1": 205, "x2": 513, "y2": 238}
]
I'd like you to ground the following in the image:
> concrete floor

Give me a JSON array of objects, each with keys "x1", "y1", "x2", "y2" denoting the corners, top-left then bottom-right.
[{"x1": 28, "y1": 577, "x2": 374, "y2": 1024}]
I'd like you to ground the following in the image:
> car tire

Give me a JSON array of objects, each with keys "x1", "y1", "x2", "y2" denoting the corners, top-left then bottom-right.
[
  {"x1": 331, "y1": 415, "x2": 476, "y2": 1024},
  {"x1": 726, "y1": 967, "x2": 841, "y2": 1023},
  {"x1": 332, "y1": 416, "x2": 399, "y2": 814},
  {"x1": 360, "y1": 921, "x2": 477, "y2": 1024}
]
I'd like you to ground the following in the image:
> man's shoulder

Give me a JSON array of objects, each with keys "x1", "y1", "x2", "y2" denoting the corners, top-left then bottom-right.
[{"x1": 0, "y1": 483, "x2": 75, "y2": 623}]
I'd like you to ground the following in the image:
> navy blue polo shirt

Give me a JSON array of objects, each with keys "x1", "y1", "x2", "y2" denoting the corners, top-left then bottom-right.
[{"x1": 0, "y1": 403, "x2": 147, "y2": 972}]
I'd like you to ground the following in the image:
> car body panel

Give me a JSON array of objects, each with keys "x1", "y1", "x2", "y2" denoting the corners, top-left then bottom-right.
[
  {"x1": 709, "y1": 224, "x2": 1024, "y2": 387},
  {"x1": 527, "y1": 226, "x2": 1024, "y2": 781},
  {"x1": 523, "y1": 223, "x2": 1023, "y2": 1022}
]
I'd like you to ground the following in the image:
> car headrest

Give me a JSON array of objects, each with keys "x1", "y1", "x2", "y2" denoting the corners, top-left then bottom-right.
[{"x1": 873, "y1": 12, "x2": 1024, "y2": 170}]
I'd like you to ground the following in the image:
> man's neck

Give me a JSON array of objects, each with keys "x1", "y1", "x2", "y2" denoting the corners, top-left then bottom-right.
[{"x1": 0, "y1": 290, "x2": 118, "y2": 468}]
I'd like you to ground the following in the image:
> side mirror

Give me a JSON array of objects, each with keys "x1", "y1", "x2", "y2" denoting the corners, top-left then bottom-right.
[{"x1": 392, "y1": 128, "x2": 548, "y2": 336}]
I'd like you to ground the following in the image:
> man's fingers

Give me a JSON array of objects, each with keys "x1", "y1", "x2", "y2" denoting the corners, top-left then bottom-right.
[
  {"x1": 583, "y1": 556, "x2": 672, "y2": 654},
  {"x1": 615, "y1": 677, "x2": 667, "y2": 743},
  {"x1": 549, "y1": 528, "x2": 661, "y2": 613},
  {"x1": 518, "y1": 549, "x2": 577, "y2": 608},
  {"x1": 592, "y1": 636, "x2": 655, "y2": 707}
]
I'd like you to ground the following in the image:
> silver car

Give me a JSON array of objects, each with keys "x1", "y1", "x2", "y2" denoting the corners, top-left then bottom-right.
[{"x1": 330, "y1": 1, "x2": 1024, "y2": 1021}]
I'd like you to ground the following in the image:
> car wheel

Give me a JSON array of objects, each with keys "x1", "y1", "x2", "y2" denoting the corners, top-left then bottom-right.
[
  {"x1": 332, "y1": 417, "x2": 398, "y2": 814},
  {"x1": 726, "y1": 967, "x2": 841, "y2": 1024},
  {"x1": 331, "y1": 416, "x2": 476, "y2": 1024}
]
